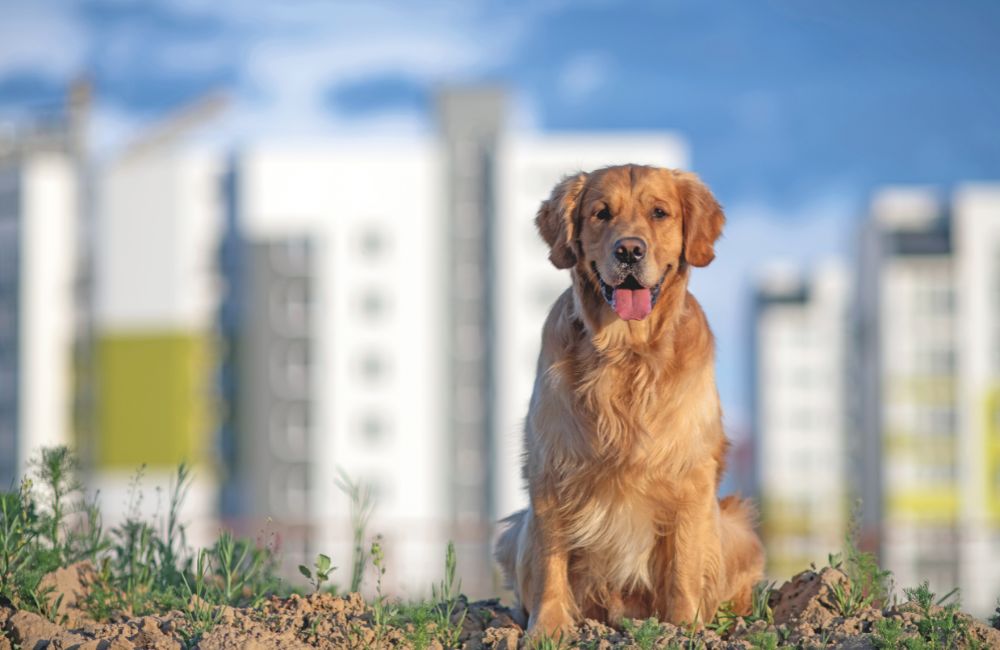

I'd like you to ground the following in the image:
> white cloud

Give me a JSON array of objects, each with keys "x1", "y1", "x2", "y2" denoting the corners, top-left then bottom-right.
[
  {"x1": 557, "y1": 52, "x2": 610, "y2": 103},
  {"x1": 79, "y1": 1, "x2": 542, "y2": 155}
]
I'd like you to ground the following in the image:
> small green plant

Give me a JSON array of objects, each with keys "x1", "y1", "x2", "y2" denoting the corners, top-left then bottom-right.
[
  {"x1": 823, "y1": 503, "x2": 895, "y2": 619},
  {"x1": 841, "y1": 501, "x2": 894, "y2": 610},
  {"x1": 213, "y1": 530, "x2": 273, "y2": 606},
  {"x1": 989, "y1": 597, "x2": 999, "y2": 630},
  {"x1": 622, "y1": 617, "x2": 665, "y2": 650},
  {"x1": 0, "y1": 481, "x2": 36, "y2": 606},
  {"x1": 298, "y1": 553, "x2": 335, "y2": 593},
  {"x1": 431, "y1": 540, "x2": 465, "y2": 648},
  {"x1": 395, "y1": 601, "x2": 436, "y2": 650},
  {"x1": 531, "y1": 631, "x2": 568, "y2": 650},
  {"x1": 335, "y1": 468, "x2": 375, "y2": 594},
  {"x1": 831, "y1": 574, "x2": 870, "y2": 618},
  {"x1": 902, "y1": 581, "x2": 971, "y2": 649},
  {"x1": 179, "y1": 548, "x2": 222, "y2": 644},
  {"x1": 746, "y1": 630, "x2": 779, "y2": 650},
  {"x1": 681, "y1": 613, "x2": 706, "y2": 650},
  {"x1": 370, "y1": 535, "x2": 395, "y2": 645},
  {"x1": 748, "y1": 580, "x2": 775, "y2": 624},
  {"x1": 873, "y1": 617, "x2": 905, "y2": 649},
  {"x1": 707, "y1": 600, "x2": 737, "y2": 636}
]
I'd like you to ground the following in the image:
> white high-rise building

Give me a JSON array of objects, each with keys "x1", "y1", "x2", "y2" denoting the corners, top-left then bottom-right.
[
  {"x1": 0, "y1": 151, "x2": 78, "y2": 486},
  {"x1": 229, "y1": 141, "x2": 448, "y2": 595},
  {"x1": 856, "y1": 184, "x2": 1000, "y2": 616},
  {"x1": 751, "y1": 262, "x2": 849, "y2": 578},
  {"x1": 858, "y1": 187, "x2": 960, "y2": 599},
  {"x1": 953, "y1": 183, "x2": 1000, "y2": 615}
]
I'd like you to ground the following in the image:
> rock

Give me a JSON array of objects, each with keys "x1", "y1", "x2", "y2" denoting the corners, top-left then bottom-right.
[
  {"x1": 770, "y1": 567, "x2": 849, "y2": 630},
  {"x1": 37, "y1": 560, "x2": 99, "y2": 627},
  {"x1": 482, "y1": 625, "x2": 521, "y2": 649},
  {"x1": 8, "y1": 609, "x2": 88, "y2": 648}
]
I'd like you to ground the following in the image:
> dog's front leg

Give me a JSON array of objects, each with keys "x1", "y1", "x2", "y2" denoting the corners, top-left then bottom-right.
[
  {"x1": 525, "y1": 492, "x2": 577, "y2": 638},
  {"x1": 659, "y1": 471, "x2": 724, "y2": 625}
]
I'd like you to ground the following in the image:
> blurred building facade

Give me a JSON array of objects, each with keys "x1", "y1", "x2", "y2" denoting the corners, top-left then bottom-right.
[
  {"x1": 754, "y1": 184, "x2": 1000, "y2": 615},
  {"x1": 221, "y1": 141, "x2": 448, "y2": 594},
  {"x1": 751, "y1": 263, "x2": 849, "y2": 578},
  {"x1": 90, "y1": 145, "x2": 222, "y2": 543},
  {"x1": 952, "y1": 185, "x2": 1000, "y2": 613},
  {"x1": 857, "y1": 188, "x2": 959, "y2": 598},
  {"x1": 0, "y1": 89, "x2": 84, "y2": 488},
  {"x1": 853, "y1": 185, "x2": 1000, "y2": 616}
]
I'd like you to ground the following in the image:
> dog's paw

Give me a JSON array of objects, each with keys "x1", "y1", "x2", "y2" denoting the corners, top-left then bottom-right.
[{"x1": 525, "y1": 608, "x2": 575, "y2": 645}]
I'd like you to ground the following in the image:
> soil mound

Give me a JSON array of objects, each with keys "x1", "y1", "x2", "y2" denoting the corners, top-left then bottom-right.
[{"x1": 3, "y1": 565, "x2": 998, "y2": 648}]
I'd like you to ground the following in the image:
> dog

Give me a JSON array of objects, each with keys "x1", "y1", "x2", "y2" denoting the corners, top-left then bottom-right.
[{"x1": 494, "y1": 164, "x2": 764, "y2": 637}]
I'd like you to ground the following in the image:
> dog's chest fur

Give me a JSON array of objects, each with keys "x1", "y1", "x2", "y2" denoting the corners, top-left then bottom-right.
[{"x1": 564, "y1": 483, "x2": 661, "y2": 593}]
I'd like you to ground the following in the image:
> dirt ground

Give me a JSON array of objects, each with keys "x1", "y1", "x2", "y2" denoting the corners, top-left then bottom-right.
[{"x1": 2, "y1": 565, "x2": 998, "y2": 649}]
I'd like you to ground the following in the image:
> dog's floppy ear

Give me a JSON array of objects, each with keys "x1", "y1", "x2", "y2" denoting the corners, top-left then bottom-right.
[
  {"x1": 675, "y1": 171, "x2": 725, "y2": 267},
  {"x1": 536, "y1": 172, "x2": 588, "y2": 269}
]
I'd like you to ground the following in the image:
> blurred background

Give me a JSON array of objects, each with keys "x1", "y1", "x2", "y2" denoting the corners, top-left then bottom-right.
[{"x1": 1, "y1": 0, "x2": 999, "y2": 616}]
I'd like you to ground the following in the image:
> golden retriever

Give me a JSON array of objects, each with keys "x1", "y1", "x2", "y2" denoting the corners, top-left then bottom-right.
[{"x1": 495, "y1": 165, "x2": 764, "y2": 636}]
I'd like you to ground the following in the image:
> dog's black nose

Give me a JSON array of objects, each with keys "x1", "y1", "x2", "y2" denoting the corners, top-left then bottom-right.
[{"x1": 614, "y1": 237, "x2": 646, "y2": 265}]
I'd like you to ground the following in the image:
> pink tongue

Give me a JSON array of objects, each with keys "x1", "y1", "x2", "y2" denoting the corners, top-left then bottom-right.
[{"x1": 613, "y1": 288, "x2": 653, "y2": 321}]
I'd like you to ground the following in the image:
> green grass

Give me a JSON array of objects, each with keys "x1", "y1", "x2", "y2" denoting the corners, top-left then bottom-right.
[
  {"x1": 746, "y1": 630, "x2": 779, "y2": 650},
  {"x1": 747, "y1": 580, "x2": 775, "y2": 625},
  {"x1": 622, "y1": 616, "x2": 666, "y2": 650},
  {"x1": 0, "y1": 448, "x2": 283, "y2": 643},
  {"x1": 873, "y1": 617, "x2": 905, "y2": 649},
  {"x1": 2, "y1": 447, "x2": 995, "y2": 650},
  {"x1": 899, "y1": 581, "x2": 977, "y2": 650},
  {"x1": 825, "y1": 502, "x2": 895, "y2": 618}
]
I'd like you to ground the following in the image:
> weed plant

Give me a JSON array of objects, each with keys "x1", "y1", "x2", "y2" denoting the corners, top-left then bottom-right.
[
  {"x1": 622, "y1": 617, "x2": 666, "y2": 650},
  {"x1": 0, "y1": 447, "x2": 280, "y2": 642}
]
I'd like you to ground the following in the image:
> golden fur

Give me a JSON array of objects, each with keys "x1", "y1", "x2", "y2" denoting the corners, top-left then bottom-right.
[{"x1": 494, "y1": 165, "x2": 764, "y2": 636}]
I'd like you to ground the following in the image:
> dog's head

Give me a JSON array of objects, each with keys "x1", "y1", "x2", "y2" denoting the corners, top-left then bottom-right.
[{"x1": 536, "y1": 165, "x2": 724, "y2": 321}]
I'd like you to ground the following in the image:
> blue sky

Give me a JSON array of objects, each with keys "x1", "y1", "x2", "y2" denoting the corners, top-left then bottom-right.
[{"x1": 2, "y1": 0, "x2": 998, "y2": 429}]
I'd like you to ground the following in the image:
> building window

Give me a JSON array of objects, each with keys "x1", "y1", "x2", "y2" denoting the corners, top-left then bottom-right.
[
  {"x1": 359, "y1": 227, "x2": 388, "y2": 260},
  {"x1": 268, "y1": 465, "x2": 308, "y2": 516},
  {"x1": 269, "y1": 238, "x2": 311, "y2": 276},
  {"x1": 269, "y1": 404, "x2": 309, "y2": 458},
  {"x1": 360, "y1": 289, "x2": 388, "y2": 320},
  {"x1": 270, "y1": 282, "x2": 310, "y2": 334},
  {"x1": 358, "y1": 412, "x2": 390, "y2": 445},
  {"x1": 271, "y1": 342, "x2": 310, "y2": 396},
  {"x1": 359, "y1": 352, "x2": 387, "y2": 383}
]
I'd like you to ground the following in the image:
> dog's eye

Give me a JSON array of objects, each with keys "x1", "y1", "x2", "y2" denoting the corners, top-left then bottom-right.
[
  {"x1": 652, "y1": 207, "x2": 669, "y2": 220},
  {"x1": 596, "y1": 206, "x2": 612, "y2": 221}
]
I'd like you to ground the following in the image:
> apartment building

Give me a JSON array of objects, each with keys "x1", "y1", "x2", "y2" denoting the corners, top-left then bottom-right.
[
  {"x1": 223, "y1": 141, "x2": 448, "y2": 594},
  {"x1": 91, "y1": 146, "x2": 223, "y2": 543},
  {"x1": 751, "y1": 263, "x2": 849, "y2": 578},
  {"x1": 856, "y1": 185, "x2": 1000, "y2": 616},
  {"x1": 0, "y1": 145, "x2": 79, "y2": 488},
  {"x1": 953, "y1": 184, "x2": 1000, "y2": 614},
  {"x1": 0, "y1": 87, "x2": 86, "y2": 489}
]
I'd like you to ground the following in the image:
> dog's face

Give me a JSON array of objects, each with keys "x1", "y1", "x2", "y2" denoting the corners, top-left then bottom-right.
[{"x1": 536, "y1": 165, "x2": 725, "y2": 321}]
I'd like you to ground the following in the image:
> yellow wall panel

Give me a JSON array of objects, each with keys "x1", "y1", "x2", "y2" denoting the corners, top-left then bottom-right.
[{"x1": 96, "y1": 332, "x2": 215, "y2": 468}]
